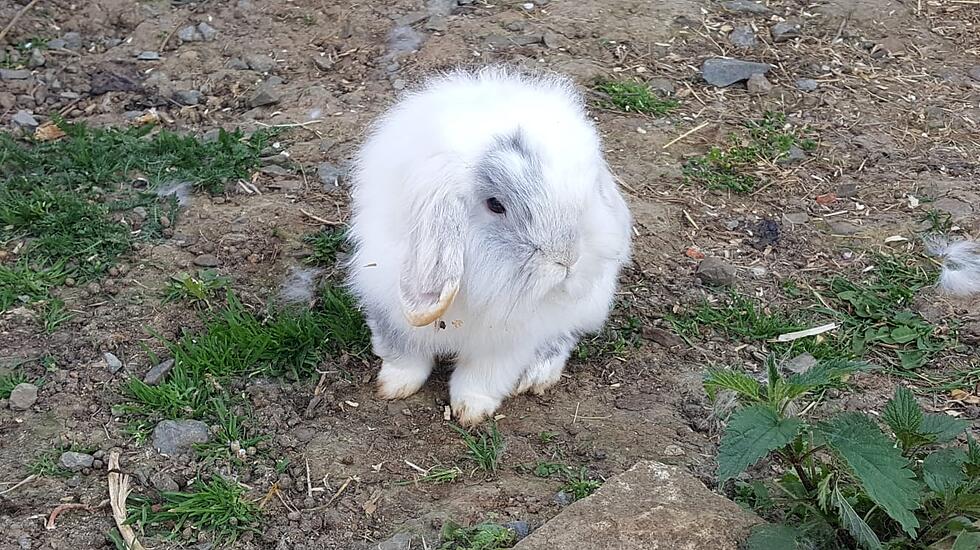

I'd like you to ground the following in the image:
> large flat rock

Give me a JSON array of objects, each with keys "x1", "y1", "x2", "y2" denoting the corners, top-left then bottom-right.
[{"x1": 515, "y1": 461, "x2": 762, "y2": 550}]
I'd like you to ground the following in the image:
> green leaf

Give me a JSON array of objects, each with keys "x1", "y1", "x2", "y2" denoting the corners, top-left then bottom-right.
[
  {"x1": 882, "y1": 386, "x2": 922, "y2": 449},
  {"x1": 786, "y1": 359, "x2": 866, "y2": 390},
  {"x1": 898, "y1": 350, "x2": 928, "y2": 370},
  {"x1": 889, "y1": 325, "x2": 919, "y2": 344},
  {"x1": 920, "y1": 413, "x2": 969, "y2": 444},
  {"x1": 816, "y1": 412, "x2": 920, "y2": 537},
  {"x1": 922, "y1": 448, "x2": 967, "y2": 494},
  {"x1": 704, "y1": 368, "x2": 762, "y2": 403},
  {"x1": 832, "y1": 486, "x2": 882, "y2": 550},
  {"x1": 718, "y1": 405, "x2": 802, "y2": 484},
  {"x1": 952, "y1": 531, "x2": 980, "y2": 550},
  {"x1": 746, "y1": 524, "x2": 801, "y2": 550}
]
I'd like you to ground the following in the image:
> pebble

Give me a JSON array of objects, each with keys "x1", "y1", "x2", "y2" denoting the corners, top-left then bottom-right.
[
  {"x1": 746, "y1": 73, "x2": 772, "y2": 94},
  {"x1": 722, "y1": 0, "x2": 771, "y2": 14},
  {"x1": 104, "y1": 352, "x2": 124, "y2": 374},
  {"x1": 387, "y1": 25, "x2": 425, "y2": 57},
  {"x1": 59, "y1": 451, "x2": 95, "y2": 471},
  {"x1": 697, "y1": 257, "x2": 737, "y2": 287},
  {"x1": 144, "y1": 359, "x2": 175, "y2": 385},
  {"x1": 836, "y1": 183, "x2": 858, "y2": 197},
  {"x1": 0, "y1": 69, "x2": 31, "y2": 80},
  {"x1": 11, "y1": 110, "x2": 39, "y2": 129},
  {"x1": 174, "y1": 89, "x2": 204, "y2": 105},
  {"x1": 193, "y1": 254, "x2": 220, "y2": 267},
  {"x1": 227, "y1": 58, "x2": 249, "y2": 70},
  {"x1": 505, "y1": 521, "x2": 531, "y2": 540},
  {"x1": 151, "y1": 471, "x2": 180, "y2": 492},
  {"x1": 553, "y1": 491, "x2": 573, "y2": 506},
  {"x1": 782, "y1": 212, "x2": 809, "y2": 225},
  {"x1": 317, "y1": 162, "x2": 347, "y2": 192},
  {"x1": 62, "y1": 32, "x2": 82, "y2": 50},
  {"x1": 287, "y1": 511, "x2": 302, "y2": 522},
  {"x1": 313, "y1": 56, "x2": 334, "y2": 71},
  {"x1": 9, "y1": 383, "x2": 38, "y2": 410},
  {"x1": 701, "y1": 58, "x2": 771, "y2": 87},
  {"x1": 377, "y1": 532, "x2": 413, "y2": 550},
  {"x1": 137, "y1": 51, "x2": 161, "y2": 61},
  {"x1": 728, "y1": 26, "x2": 757, "y2": 49},
  {"x1": 28, "y1": 49, "x2": 45, "y2": 68},
  {"x1": 826, "y1": 221, "x2": 861, "y2": 235},
  {"x1": 249, "y1": 78, "x2": 282, "y2": 107},
  {"x1": 245, "y1": 54, "x2": 276, "y2": 73},
  {"x1": 780, "y1": 145, "x2": 807, "y2": 164},
  {"x1": 771, "y1": 19, "x2": 802, "y2": 42},
  {"x1": 197, "y1": 22, "x2": 218, "y2": 41},
  {"x1": 646, "y1": 77, "x2": 674, "y2": 96},
  {"x1": 663, "y1": 444, "x2": 685, "y2": 457},
  {"x1": 178, "y1": 25, "x2": 203, "y2": 42},
  {"x1": 152, "y1": 419, "x2": 211, "y2": 456},
  {"x1": 425, "y1": 15, "x2": 448, "y2": 32},
  {"x1": 796, "y1": 78, "x2": 818, "y2": 92},
  {"x1": 969, "y1": 66, "x2": 980, "y2": 82},
  {"x1": 47, "y1": 38, "x2": 67, "y2": 49}
]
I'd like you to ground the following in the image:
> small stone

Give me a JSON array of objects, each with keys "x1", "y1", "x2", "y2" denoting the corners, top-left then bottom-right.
[
  {"x1": 663, "y1": 444, "x2": 684, "y2": 457},
  {"x1": 245, "y1": 54, "x2": 276, "y2": 73},
  {"x1": 506, "y1": 521, "x2": 531, "y2": 541},
  {"x1": 287, "y1": 511, "x2": 302, "y2": 522},
  {"x1": 696, "y1": 257, "x2": 737, "y2": 287},
  {"x1": 969, "y1": 66, "x2": 980, "y2": 82},
  {"x1": 317, "y1": 162, "x2": 347, "y2": 191},
  {"x1": 779, "y1": 145, "x2": 806, "y2": 164},
  {"x1": 782, "y1": 212, "x2": 809, "y2": 225},
  {"x1": 387, "y1": 25, "x2": 425, "y2": 57},
  {"x1": 226, "y1": 57, "x2": 249, "y2": 70},
  {"x1": 746, "y1": 73, "x2": 772, "y2": 94},
  {"x1": 0, "y1": 69, "x2": 31, "y2": 80},
  {"x1": 59, "y1": 451, "x2": 95, "y2": 471},
  {"x1": 137, "y1": 51, "x2": 161, "y2": 61},
  {"x1": 104, "y1": 352, "x2": 123, "y2": 374},
  {"x1": 197, "y1": 22, "x2": 218, "y2": 41},
  {"x1": 313, "y1": 56, "x2": 333, "y2": 71},
  {"x1": 826, "y1": 221, "x2": 861, "y2": 235},
  {"x1": 260, "y1": 165, "x2": 292, "y2": 177},
  {"x1": 11, "y1": 110, "x2": 39, "y2": 129},
  {"x1": 152, "y1": 419, "x2": 211, "y2": 456},
  {"x1": 377, "y1": 532, "x2": 412, "y2": 550},
  {"x1": 178, "y1": 25, "x2": 203, "y2": 42},
  {"x1": 61, "y1": 32, "x2": 82, "y2": 49},
  {"x1": 193, "y1": 254, "x2": 220, "y2": 267},
  {"x1": 722, "y1": 0, "x2": 771, "y2": 14},
  {"x1": 836, "y1": 183, "x2": 859, "y2": 197},
  {"x1": 174, "y1": 90, "x2": 204, "y2": 106},
  {"x1": 249, "y1": 79, "x2": 281, "y2": 108},
  {"x1": 9, "y1": 383, "x2": 38, "y2": 410},
  {"x1": 728, "y1": 26, "x2": 757, "y2": 49},
  {"x1": 542, "y1": 31, "x2": 561, "y2": 49},
  {"x1": 796, "y1": 78, "x2": 818, "y2": 92},
  {"x1": 783, "y1": 353, "x2": 817, "y2": 375},
  {"x1": 144, "y1": 359, "x2": 175, "y2": 386},
  {"x1": 425, "y1": 15, "x2": 448, "y2": 32},
  {"x1": 131, "y1": 207, "x2": 148, "y2": 221},
  {"x1": 701, "y1": 58, "x2": 771, "y2": 87},
  {"x1": 47, "y1": 38, "x2": 67, "y2": 49},
  {"x1": 642, "y1": 326, "x2": 684, "y2": 348},
  {"x1": 151, "y1": 471, "x2": 180, "y2": 492},
  {"x1": 771, "y1": 19, "x2": 802, "y2": 42},
  {"x1": 646, "y1": 77, "x2": 674, "y2": 96},
  {"x1": 28, "y1": 49, "x2": 45, "y2": 68},
  {"x1": 553, "y1": 491, "x2": 573, "y2": 506}
]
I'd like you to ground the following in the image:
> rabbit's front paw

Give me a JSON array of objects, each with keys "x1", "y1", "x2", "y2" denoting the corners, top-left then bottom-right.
[
  {"x1": 376, "y1": 358, "x2": 431, "y2": 400},
  {"x1": 515, "y1": 357, "x2": 565, "y2": 396},
  {"x1": 450, "y1": 393, "x2": 501, "y2": 427}
]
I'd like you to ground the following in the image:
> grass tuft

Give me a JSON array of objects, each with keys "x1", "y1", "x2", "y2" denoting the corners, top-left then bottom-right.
[
  {"x1": 440, "y1": 520, "x2": 516, "y2": 550},
  {"x1": 0, "y1": 370, "x2": 28, "y2": 399},
  {"x1": 453, "y1": 423, "x2": 505, "y2": 473},
  {"x1": 28, "y1": 449, "x2": 73, "y2": 478},
  {"x1": 302, "y1": 227, "x2": 348, "y2": 267},
  {"x1": 163, "y1": 270, "x2": 231, "y2": 310},
  {"x1": 594, "y1": 80, "x2": 679, "y2": 116}
]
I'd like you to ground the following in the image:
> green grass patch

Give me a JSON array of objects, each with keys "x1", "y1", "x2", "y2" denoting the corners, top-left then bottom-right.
[
  {"x1": 683, "y1": 112, "x2": 815, "y2": 193},
  {"x1": 0, "y1": 369, "x2": 28, "y2": 399},
  {"x1": 129, "y1": 475, "x2": 261, "y2": 544},
  {"x1": 593, "y1": 79, "x2": 679, "y2": 116},
  {"x1": 28, "y1": 448, "x2": 74, "y2": 478},
  {"x1": 574, "y1": 314, "x2": 642, "y2": 361},
  {"x1": 163, "y1": 269, "x2": 231, "y2": 310},
  {"x1": 192, "y1": 402, "x2": 267, "y2": 464},
  {"x1": 440, "y1": 520, "x2": 516, "y2": 550},
  {"x1": 302, "y1": 227, "x2": 348, "y2": 267},
  {"x1": 453, "y1": 422, "x2": 505, "y2": 474},
  {"x1": 532, "y1": 461, "x2": 603, "y2": 502},
  {"x1": 0, "y1": 122, "x2": 270, "y2": 312},
  {"x1": 396, "y1": 464, "x2": 463, "y2": 486}
]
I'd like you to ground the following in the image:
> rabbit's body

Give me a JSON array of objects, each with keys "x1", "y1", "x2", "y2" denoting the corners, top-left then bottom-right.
[{"x1": 347, "y1": 67, "x2": 632, "y2": 425}]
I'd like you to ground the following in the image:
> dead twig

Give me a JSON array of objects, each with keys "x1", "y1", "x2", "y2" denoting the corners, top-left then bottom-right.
[
  {"x1": 0, "y1": 0, "x2": 40, "y2": 45},
  {"x1": 0, "y1": 474, "x2": 37, "y2": 496},
  {"x1": 300, "y1": 208, "x2": 343, "y2": 226},
  {"x1": 663, "y1": 122, "x2": 711, "y2": 149},
  {"x1": 46, "y1": 499, "x2": 110, "y2": 530},
  {"x1": 108, "y1": 451, "x2": 145, "y2": 549}
]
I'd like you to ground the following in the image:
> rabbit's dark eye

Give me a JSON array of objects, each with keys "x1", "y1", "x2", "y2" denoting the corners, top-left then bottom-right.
[{"x1": 486, "y1": 197, "x2": 506, "y2": 215}]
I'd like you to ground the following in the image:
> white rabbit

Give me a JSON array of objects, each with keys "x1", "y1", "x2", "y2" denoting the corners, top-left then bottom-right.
[
  {"x1": 345, "y1": 66, "x2": 633, "y2": 426},
  {"x1": 925, "y1": 236, "x2": 980, "y2": 296}
]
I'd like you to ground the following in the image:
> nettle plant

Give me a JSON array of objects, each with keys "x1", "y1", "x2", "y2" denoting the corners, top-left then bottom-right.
[{"x1": 706, "y1": 359, "x2": 980, "y2": 549}]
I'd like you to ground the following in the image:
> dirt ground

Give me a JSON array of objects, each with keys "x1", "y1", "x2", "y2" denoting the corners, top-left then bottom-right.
[{"x1": 1, "y1": 0, "x2": 979, "y2": 548}]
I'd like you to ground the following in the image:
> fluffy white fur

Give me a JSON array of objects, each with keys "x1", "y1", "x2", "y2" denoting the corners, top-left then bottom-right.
[
  {"x1": 926, "y1": 237, "x2": 980, "y2": 296},
  {"x1": 346, "y1": 66, "x2": 633, "y2": 426}
]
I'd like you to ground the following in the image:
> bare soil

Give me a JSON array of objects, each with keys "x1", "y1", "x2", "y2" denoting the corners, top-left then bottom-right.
[{"x1": 1, "y1": 0, "x2": 979, "y2": 548}]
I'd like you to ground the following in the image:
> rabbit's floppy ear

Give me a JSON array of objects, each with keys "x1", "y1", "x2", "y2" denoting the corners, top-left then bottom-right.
[{"x1": 399, "y1": 186, "x2": 466, "y2": 327}]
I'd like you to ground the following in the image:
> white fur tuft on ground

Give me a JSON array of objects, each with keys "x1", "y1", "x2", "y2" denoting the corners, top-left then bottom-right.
[
  {"x1": 278, "y1": 266, "x2": 323, "y2": 304},
  {"x1": 925, "y1": 236, "x2": 980, "y2": 296}
]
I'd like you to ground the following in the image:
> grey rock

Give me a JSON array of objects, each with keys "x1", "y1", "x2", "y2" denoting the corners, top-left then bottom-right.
[
  {"x1": 932, "y1": 197, "x2": 974, "y2": 219},
  {"x1": 28, "y1": 49, "x2": 45, "y2": 68},
  {"x1": 59, "y1": 451, "x2": 95, "y2": 471},
  {"x1": 783, "y1": 353, "x2": 817, "y2": 375},
  {"x1": 728, "y1": 26, "x2": 757, "y2": 49},
  {"x1": 226, "y1": 57, "x2": 249, "y2": 70},
  {"x1": 193, "y1": 254, "x2": 220, "y2": 267},
  {"x1": 826, "y1": 221, "x2": 861, "y2": 235},
  {"x1": 514, "y1": 462, "x2": 762, "y2": 550},
  {"x1": 62, "y1": 32, "x2": 82, "y2": 50},
  {"x1": 646, "y1": 77, "x2": 674, "y2": 96},
  {"x1": 0, "y1": 69, "x2": 31, "y2": 80},
  {"x1": 969, "y1": 66, "x2": 980, "y2": 82},
  {"x1": 152, "y1": 419, "x2": 210, "y2": 456},
  {"x1": 722, "y1": 0, "x2": 771, "y2": 14},
  {"x1": 47, "y1": 38, "x2": 67, "y2": 49},
  {"x1": 313, "y1": 56, "x2": 333, "y2": 71},
  {"x1": 11, "y1": 110, "x2": 39, "y2": 129},
  {"x1": 781, "y1": 145, "x2": 806, "y2": 163},
  {"x1": 104, "y1": 352, "x2": 124, "y2": 374},
  {"x1": 543, "y1": 31, "x2": 561, "y2": 49},
  {"x1": 197, "y1": 22, "x2": 218, "y2": 41},
  {"x1": 553, "y1": 491, "x2": 573, "y2": 506},
  {"x1": 144, "y1": 359, "x2": 175, "y2": 386},
  {"x1": 426, "y1": 0, "x2": 457, "y2": 16},
  {"x1": 132, "y1": 207, "x2": 148, "y2": 221},
  {"x1": 249, "y1": 79, "x2": 281, "y2": 107},
  {"x1": 317, "y1": 162, "x2": 347, "y2": 192},
  {"x1": 746, "y1": 73, "x2": 772, "y2": 94},
  {"x1": 701, "y1": 58, "x2": 770, "y2": 87},
  {"x1": 377, "y1": 532, "x2": 413, "y2": 550},
  {"x1": 506, "y1": 521, "x2": 532, "y2": 541},
  {"x1": 178, "y1": 25, "x2": 203, "y2": 42},
  {"x1": 245, "y1": 54, "x2": 276, "y2": 73},
  {"x1": 137, "y1": 51, "x2": 161, "y2": 61},
  {"x1": 151, "y1": 471, "x2": 180, "y2": 492},
  {"x1": 202, "y1": 128, "x2": 222, "y2": 142},
  {"x1": 796, "y1": 78, "x2": 818, "y2": 92},
  {"x1": 836, "y1": 182, "x2": 858, "y2": 197},
  {"x1": 174, "y1": 89, "x2": 204, "y2": 105},
  {"x1": 387, "y1": 25, "x2": 425, "y2": 57},
  {"x1": 771, "y1": 19, "x2": 802, "y2": 42},
  {"x1": 782, "y1": 211, "x2": 809, "y2": 225},
  {"x1": 697, "y1": 257, "x2": 737, "y2": 286},
  {"x1": 260, "y1": 165, "x2": 293, "y2": 177},
  {"x1": 9, "y1": 383, "x2": 38, "y2": 410},
  {"x1": 425, "y1": 15, "x2": 448, "y2": 32}
]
